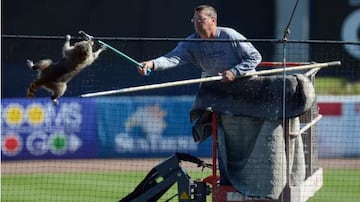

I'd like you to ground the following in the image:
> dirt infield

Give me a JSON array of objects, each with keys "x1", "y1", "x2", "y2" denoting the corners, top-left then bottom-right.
[
  {"x1": 2, "y1": 158, "x2": 359, "y2": 175},
  {"x1": 2, "y1": 159, "x2": 162, "y2": 174}
]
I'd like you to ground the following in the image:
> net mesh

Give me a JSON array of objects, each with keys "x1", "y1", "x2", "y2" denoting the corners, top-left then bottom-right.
[{"x1": 1, "y1": 36, "x2": 360, "y2": 202}]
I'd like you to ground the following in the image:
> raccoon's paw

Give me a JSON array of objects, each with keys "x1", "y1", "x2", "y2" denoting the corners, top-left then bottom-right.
[
  {"x1": 66, "y1": 34, "x2": 71, "y2": 41},
  {"x1": 26, "y1": 59, "x2": 34, "y2": 68},
  {"x1": 100, "y1": 45, "x2": 107, "y2": 51},
  {"x1": 52, "y1": 99, "x2": 59, "y2": 106},
  {"x1": 51, "y1": 96, "x2": 59, "y2": 106}
]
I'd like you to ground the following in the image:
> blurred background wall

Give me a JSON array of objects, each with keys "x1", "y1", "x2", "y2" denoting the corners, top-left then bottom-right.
[{"x1": 2, "y1": 0, "x2": 359, "y2": 97}]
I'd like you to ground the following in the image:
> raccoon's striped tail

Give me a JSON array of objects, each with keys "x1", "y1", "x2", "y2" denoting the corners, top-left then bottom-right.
[{"x1": 27, "y1": 80, "x2": 41, "y2": 98}]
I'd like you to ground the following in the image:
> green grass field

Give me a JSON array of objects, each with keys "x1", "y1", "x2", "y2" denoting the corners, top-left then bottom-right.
[
  {"x1": 307, "y1": 169, "x2": 360, "y2": 202},
  {"x1": 315, "y1": 77, "x2": 360, "y2": 95},
  {"x1": 2, "y1": 169, "x2": 359, "y2": 202}
]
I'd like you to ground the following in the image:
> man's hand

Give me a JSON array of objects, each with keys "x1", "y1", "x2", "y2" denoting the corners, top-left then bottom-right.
[
  {"x1": 220, "y1": 70, "x2": 236, "y2": 82},
  {"x1": 137, "y1": 60, "x2": 154, "y2": 76}
]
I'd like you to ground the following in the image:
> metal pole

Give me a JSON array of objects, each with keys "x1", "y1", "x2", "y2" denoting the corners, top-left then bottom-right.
[{"x1": 80, "y1": 61, "x2": 341, "y2": 97}]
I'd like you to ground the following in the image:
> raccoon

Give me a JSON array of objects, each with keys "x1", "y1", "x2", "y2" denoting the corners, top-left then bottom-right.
[{"x1": 26, "y1": 34, "x2": 106, "y2": 105}]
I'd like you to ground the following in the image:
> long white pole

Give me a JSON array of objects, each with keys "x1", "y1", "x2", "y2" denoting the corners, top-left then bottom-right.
[
  {"x1": 81, "y1": 76, "x2": 222, "y2": 97},
  {"x1": 80, "y1": 61, "x2": 340, "y2": 97}
]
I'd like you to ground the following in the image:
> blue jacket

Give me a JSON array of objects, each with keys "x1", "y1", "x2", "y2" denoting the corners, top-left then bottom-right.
[{"x1": 153, "y1": 27, "x2": 262, "y2": 77}]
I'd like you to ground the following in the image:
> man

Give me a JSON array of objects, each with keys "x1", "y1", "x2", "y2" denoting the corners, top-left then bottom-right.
[
  {"x1": 137, "y1": 4, "x2": 298, "y2": 200},
  {"x1": 138, "y1": 5, "x2": 262, "y2": 81}
]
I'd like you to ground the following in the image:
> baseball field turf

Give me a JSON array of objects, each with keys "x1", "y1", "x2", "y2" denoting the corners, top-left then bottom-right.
[{"x1": 2, "y1": 167, "x2": 359, "y2": 202}]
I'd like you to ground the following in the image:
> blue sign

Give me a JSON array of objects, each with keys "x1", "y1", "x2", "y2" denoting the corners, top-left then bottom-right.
[
  {"x1": 1, "y1": 98, "x2": 98, "y2": 160},
  {"x1": 96, "y1": 96, "x2": 211, "y2": 158}
]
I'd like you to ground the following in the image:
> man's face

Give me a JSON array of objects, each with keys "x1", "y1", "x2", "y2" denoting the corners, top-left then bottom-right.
[{"x1": 192, "y1": 10, "x2": 216, "y2": 38}]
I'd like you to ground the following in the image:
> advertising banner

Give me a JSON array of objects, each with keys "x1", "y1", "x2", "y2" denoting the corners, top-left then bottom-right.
[
  {"x1": 96, "y1": 96, "x2": 212, "y2": 158},
  {"x1": 317, "y1": 96, "x2": 360, "y2": 157},
  {"x1": 1, "y1": 98, "x2": 98, "y2": 160}
]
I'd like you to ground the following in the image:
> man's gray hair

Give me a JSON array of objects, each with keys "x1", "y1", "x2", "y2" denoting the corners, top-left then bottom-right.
[{"x1": 194, "y1": 5, "x2": 217, "y2": 19}]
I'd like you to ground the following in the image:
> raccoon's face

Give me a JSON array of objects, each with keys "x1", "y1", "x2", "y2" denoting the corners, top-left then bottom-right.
[{"x1": 74, "y1": 40, "x2": 94, "y2": 61}]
